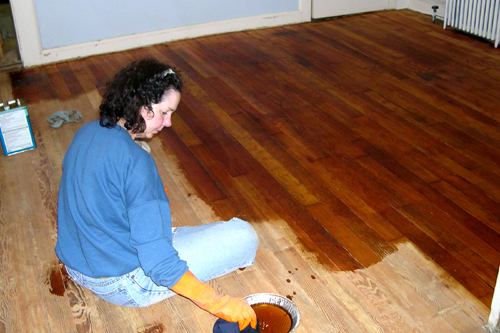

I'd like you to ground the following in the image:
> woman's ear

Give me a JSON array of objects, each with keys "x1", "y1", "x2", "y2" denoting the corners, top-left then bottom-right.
[{"x1": 140, "y1": 106, "x2": 154, "y2": 120}]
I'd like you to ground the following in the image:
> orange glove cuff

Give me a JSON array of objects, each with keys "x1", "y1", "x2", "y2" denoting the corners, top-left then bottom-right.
[{"x1": 170, "y1": 271, "x2": 257, "y2": 330}]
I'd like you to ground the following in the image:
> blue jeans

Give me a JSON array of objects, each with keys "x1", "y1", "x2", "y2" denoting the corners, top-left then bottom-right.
[{"x1": 65, "y1": 218, "x2": 259, "y2": 307}]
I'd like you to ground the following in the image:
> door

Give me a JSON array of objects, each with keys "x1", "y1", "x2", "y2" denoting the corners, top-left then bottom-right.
[
  {"x1": 0, "y1": 0, "x2": 21, "y2": 71},
  {"x1": 312, "y1": 0, "x2": 390, "y2": 19}
]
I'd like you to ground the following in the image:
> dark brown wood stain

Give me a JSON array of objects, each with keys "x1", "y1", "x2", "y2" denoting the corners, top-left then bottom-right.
[{"x1": 45, "y1": 266, "x2": 66, "y2": 297}]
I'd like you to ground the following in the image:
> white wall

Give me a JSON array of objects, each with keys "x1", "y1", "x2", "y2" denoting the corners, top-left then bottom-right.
[
  {"x1": 312, "y1": 0, "x2": 408, "y2": 19},
  {"x1": 35, "y1": 0, "x2": 298, "y2": 49},
  {"x1": 10, "y1": 0, "x2": 441, "y2": 68},
  {"x1": 11, "y1": 0, "x2": 311, "y2": 67},
  {"x1": 409, "y1": 0, "x2": 446, "y2": 17}
]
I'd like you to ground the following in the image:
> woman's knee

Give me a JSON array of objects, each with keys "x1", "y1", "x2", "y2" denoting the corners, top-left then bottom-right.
[{"x1": 227, "y1": 218, "x2": 259, "y2": 251}]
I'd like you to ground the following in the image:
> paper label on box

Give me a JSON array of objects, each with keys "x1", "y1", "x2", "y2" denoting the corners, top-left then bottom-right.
[{"x1": 0, "y1": 108, "x2": 34, "y2": 153}]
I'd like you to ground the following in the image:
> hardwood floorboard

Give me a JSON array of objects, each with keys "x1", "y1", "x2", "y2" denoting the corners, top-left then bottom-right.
[
  {"x1": 285, "y1": 144, "x2": 396, "y2": 258},
  {"x1": 159, "y1": 129, "x2": 226, "y2": 203},
  {"x1": 1, "y1": 9, "x2": 496, "y2": 332}
]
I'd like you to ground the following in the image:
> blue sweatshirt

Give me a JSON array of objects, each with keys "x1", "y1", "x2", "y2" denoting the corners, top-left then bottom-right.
[{"x1": 55, "y1": 120, "x2": 188, "y2": 288}]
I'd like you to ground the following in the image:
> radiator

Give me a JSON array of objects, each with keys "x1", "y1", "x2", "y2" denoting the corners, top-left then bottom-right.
[{"x1": 444, "y1": 0, "x2": 500, "y2": 48}]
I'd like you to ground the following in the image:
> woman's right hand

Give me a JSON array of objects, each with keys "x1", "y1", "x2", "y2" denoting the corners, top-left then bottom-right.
[
  {"x1": 201, "y1": 294, "x2": 257, "y2": 330},
  {"x1": 170, "y1": 271, "x2": 257, "y2": 330}
]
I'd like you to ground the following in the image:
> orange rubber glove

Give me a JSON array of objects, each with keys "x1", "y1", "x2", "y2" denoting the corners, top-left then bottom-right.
[{"x1": 171, "y1": 270, "x2": 257, "y2": 331}]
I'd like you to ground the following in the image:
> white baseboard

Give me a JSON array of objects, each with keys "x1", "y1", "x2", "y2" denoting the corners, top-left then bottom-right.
[
  {"x1": 41, "y1": 12, "x2": 306, "y2": 66},
  {"x1": 13, "y1": 0, "x2": 310, "y2": 68}
]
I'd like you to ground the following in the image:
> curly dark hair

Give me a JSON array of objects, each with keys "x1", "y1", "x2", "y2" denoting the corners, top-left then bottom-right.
[{"x1": 99, "y1": 58, "x2": 182, "y2": 133}]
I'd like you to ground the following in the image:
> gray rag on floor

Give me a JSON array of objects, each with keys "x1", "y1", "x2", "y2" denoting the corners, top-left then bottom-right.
[{"x1": 46, "y1": 110, "x2": 83, "y2": 128}]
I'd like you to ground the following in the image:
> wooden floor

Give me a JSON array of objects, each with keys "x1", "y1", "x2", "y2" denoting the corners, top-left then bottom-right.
[{"x1": 0, "y1": 9, "x2": 498, "y2": 333}]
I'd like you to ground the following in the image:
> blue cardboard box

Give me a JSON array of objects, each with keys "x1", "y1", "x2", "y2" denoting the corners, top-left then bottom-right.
[{"x1": 0, "y1": 99, "x2": 36, "y2": 156}]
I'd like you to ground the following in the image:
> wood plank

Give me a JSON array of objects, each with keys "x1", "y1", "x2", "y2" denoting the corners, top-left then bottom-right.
[
  {"x1": 366, "y1": 261, "x2": 460, "y2": 332},
  {"x1": 389, "y1": 240, "x2": 490, "y2": 327},
  {"x1": 307, "y1": 203, "x2": 382, "y2": 267},
  {"x1": 407, "y1": 149, "x2": 500, "y2": 231},
  {"x1": 335, "y1": 269, "x2": 441, "y2": 332},
  {"x1": 159, "y1": 127, "x2": 227, "y2": 203},
  {"x1": 41, "y1": 265, "x2": 78, "y2": 332},
  {"x1": 63, "y1": 270, "x2": 107, "y2": 333},
  {"x1": 236, "y1": 224, "x2": 335, "y2": 332},
  {"x1": 0, "y1": 151, "x2": 51, "y2": 332},
  {"x1": 245, "y1": 168, "x2": 363, "y2": 271},
  {"x1": 432, "y1": 153, "x2": 500, "y2": 203},
  {"x1": 174, "y1": 89, "x2": 250, "y2": 178},
  {"x1": 189, "y1": 143, "x2": 268, "y2": 222},
  {"x1": 56, "y1": 62, "x2": 86, "y2": 98},
  {"x1": 281, "y1": 138, "x2": 397, "y2": 257},
  {"x1": 151, "y1": 137, "x2": 216, "y2": 227},
  {"x1": 205, "y1": 99, "x2": 320, "y2": 207},
  {"x1": 430, "y1": 179, "x2": 500, "y2": 262},
  {"x1": 385, "y1": 241, "x2": 489, "y2": 331},
  {"x1": 399, "y1": 203, "x2": 495, "y2": 295},
  {"x1": 0, "y1": 73, "x2": 13, "y2": 101}
]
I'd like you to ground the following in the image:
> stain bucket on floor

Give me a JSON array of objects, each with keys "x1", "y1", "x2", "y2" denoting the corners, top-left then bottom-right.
[{"x1": 245, "y1": 293, "x2": 300, "y2": 333}]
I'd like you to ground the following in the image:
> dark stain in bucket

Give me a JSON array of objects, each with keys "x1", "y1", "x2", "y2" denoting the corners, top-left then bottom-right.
[
  {"x1": 286, "y1": 279, "x2": 291, "y2": 283},
  {"x1": 311, "y1": 275, "x2": 316, "y2": 279},
  {"x1": 252, "y1": 303, "x2": 292, "y2": 333}
]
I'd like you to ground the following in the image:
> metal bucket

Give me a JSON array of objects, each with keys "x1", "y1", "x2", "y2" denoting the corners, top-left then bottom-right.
[{"x1": 244, "y1": 293, "x2": 301, "y2": 333}]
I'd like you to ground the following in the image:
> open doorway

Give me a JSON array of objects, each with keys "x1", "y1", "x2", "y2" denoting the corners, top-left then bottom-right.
[{"x1": 0, "y1": 0, "x2": 21, "y2": 72}]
